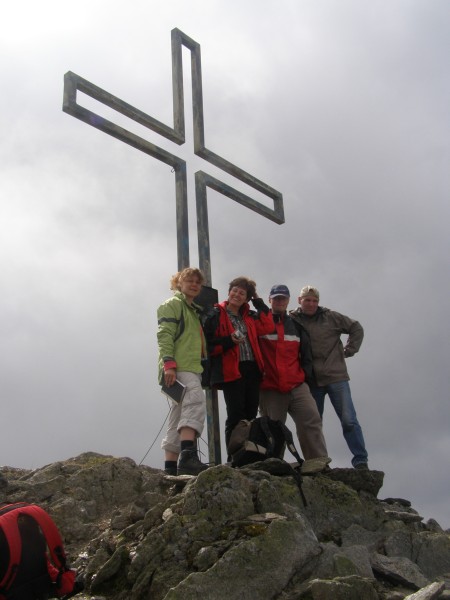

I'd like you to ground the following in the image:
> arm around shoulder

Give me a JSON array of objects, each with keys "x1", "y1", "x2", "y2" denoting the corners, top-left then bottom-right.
[
  {"x1": 203, "y1": 308, "x2": 234, "y2": 355},
  {"x1": 251, "y1": 298, "x2": 274, "y2": 334},
  {"x1": 251, "y1": 297, "x2": 270, "y2": 314}
]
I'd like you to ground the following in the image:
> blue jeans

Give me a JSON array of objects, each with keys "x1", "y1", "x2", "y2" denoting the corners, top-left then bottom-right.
[{"x1": 309, "y1": 380, "x2": 368, "y2": 467}]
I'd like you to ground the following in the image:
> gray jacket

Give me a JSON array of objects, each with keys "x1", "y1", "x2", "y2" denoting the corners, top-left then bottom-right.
[{"x1": 289, "y1": 306, "x2": 364, "y2": 386}]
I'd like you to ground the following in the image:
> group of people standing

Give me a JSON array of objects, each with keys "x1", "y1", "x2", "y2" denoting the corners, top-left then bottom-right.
[{"x1": 157, "y1": 268, "x2": 368, "y2": 476}]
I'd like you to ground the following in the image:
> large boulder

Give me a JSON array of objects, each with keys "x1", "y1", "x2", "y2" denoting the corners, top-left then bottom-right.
[{"x1": 1, "y1": 454, "x2": 449, "y2": 600}]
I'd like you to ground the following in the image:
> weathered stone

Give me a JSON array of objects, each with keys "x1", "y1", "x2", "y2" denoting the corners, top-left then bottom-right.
[
  {"x1": 1, "y1": 453, "x2": 449, "y2": 600},
  {"x1": 323, "y1": 467, "x2": 384, "y2": 497},
  {"x1": 383, "y1": 498, "x2": 412, "y2": 507},
  {"x1": 414, "y1": 532, "x2": 450, "y2": 579},
  {"x1": 425, "y1": 519, "x2": 444, "y2": 533},
  {"x1": 341, "y1": 523, "x2": 385, "y2": 551},
  {"x1": 90, "y1": 545, "x2": 130, "y2": 593},
  {"x1": 383, "y1": 509, "x2": 424, "y2": 524},
  {"x1": 311, "y1": 542, "x2": 374, "y2": 580},
  {"x1": 6, "y1": 475, "x2": 66, "y2": 503},
  {"x1": 301, "y1": 475, "x2": 384, "y2": 542},
  {"x1": 403, "y1": 581, "x2": 446, "y2": 599},
  {"x1": 82, "y1": 547, "x2": 112, "y2": 588},
  {"x1": 382, "y1": 592, "x2": 410, "y2": 600},
  {"x1": 110, "y1": 502, "x2": 146, "y2": 530},
  {"x1": 300, "y1": 575, "x2": 379, "y2": 600},
  {"x1": 371, "y1": 553, "x2": 430, "y2": 589},
  {"x1": 384, "y1": 528, "x2": 415, "y2": 560},
  {"x1": 192, "y1": 541, "x2": 231, "y2": 571},
  {"x1": 0, "y1": 472, "x2": 8, "y2": 490},
  {"x1": 182, "y1": 465, "x2": 255, "y2": 522},
  {"x1": 333, "y1": 545, "x2": 374, "y2": 578},
  {"x1": 258, "y1": 474, "x2": 305, "y2": 515},
  {"x1": 163, "y1": 519, "x2": 320, "y2": 600}
]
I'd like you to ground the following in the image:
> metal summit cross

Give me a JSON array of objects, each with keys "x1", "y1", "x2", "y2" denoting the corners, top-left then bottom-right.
[{"x1": 63, "y1": 27, "x2": 284, "y2": 464}]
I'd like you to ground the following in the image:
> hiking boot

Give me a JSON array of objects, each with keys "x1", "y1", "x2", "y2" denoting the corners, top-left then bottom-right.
[
  {"x1": 354, "y1": 462, "x2": 369, "y2": 470},
  {"x1": 164, "y1": 467, "x2": 177, "y2": 476},
  {"x1": 301, "y1": 456, "x2": 332, "y2": 475},
  {"x1": 177, "y1": 449, "x2": 208, "y2": 476}
]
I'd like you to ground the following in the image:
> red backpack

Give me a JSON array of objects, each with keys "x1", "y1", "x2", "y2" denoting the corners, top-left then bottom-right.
[{"x1": 0, "y1": 503, "x2": 77, "y2": 600}]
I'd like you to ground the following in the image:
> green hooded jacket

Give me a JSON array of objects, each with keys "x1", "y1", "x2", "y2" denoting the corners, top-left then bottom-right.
[{"x1": 157, "y1": 291, "x2": 206, "y2": 382}]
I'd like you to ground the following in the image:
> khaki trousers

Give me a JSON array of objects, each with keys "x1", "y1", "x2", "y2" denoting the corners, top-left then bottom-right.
[{"x1": 259, "y1": 383, "x2": 328, "y2": 460}]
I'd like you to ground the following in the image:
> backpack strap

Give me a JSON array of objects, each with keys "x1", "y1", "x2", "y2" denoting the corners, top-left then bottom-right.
[
  {"x1": 258, "y1": 416, "x2": 276, "y2": 457},
  {"x1": 288, "y1": 466, "x2": 307, "y2": 507},
  {"x1": 22, "y1": 505, "x2": 68, "y2": 570},
  {"x1": 0, "y1": 503, "x2": 28, "y2": 595},
  {"x1": 277, "y1": 421, "x2": 304, "y2": 467},
  {"x1": 274, "y1": 422, "x2": 308, "y2": 507}
]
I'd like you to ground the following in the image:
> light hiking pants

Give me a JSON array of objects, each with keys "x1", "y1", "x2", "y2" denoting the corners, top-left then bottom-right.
[{"x1": 161, "y1": 371, "x2": 206, "y2": 454}]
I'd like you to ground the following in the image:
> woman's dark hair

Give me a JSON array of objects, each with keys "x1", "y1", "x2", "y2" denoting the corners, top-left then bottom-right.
[{"x1": 228, "y1": 276, "x2": 256, "y2": 301}]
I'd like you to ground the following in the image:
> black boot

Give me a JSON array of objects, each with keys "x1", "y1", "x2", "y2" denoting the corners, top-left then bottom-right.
[{"x1": 177, "y1": 449, "x2": 208, "y2": 476}]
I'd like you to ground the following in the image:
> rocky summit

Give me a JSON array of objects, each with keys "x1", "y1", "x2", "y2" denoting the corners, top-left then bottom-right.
[{"x1": 1, "y1": 453, "x2": 449, "y2": 600}]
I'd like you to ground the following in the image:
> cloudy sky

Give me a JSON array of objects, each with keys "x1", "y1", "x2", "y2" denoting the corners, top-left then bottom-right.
[{"x1": 1, "y1": 1, "x2": 449, "y2": 527}]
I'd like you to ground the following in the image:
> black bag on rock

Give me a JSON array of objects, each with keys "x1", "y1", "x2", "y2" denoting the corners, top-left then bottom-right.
[{"x1": 228, "y1": 416, "x2": 306, "y2": 505}]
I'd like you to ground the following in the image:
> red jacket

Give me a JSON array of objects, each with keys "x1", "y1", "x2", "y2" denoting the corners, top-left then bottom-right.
[
  {"x1": 259, "y1": 312, "x2": 306, "y2": 393},
  {"x1": 204, "y1": 298, "x2": 274, "y2": 387}
]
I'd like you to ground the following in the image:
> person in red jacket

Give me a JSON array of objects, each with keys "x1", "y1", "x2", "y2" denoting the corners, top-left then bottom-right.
[
  {"x1": 203, "y1": 276, "x2": 274, "y2": 456},
  {"x1": 259, "y1": 284, "x2": 331, "y2": 474}
]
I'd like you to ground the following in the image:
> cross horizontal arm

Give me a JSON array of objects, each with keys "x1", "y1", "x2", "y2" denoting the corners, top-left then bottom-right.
[
  {"x1": 63, "y1": 71, "x2": 184, "y2": 146},
  {"x1": 63, "y1": 70, "x2": 190, "y2": 270}
]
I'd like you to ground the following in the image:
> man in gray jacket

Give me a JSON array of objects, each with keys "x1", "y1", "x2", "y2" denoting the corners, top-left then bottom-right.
[{"x1": 290, "y1": 285, "x2": 369, "y2": 469}]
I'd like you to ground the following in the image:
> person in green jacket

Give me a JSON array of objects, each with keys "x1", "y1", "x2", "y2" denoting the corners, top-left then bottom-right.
[{"x1": 157, "y1": 267, "x2": 209, "y2": 476}]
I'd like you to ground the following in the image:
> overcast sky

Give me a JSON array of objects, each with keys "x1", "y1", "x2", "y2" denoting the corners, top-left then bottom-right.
[{"x1": 1, "y1": 0, "x2": 449, "y2": 528}]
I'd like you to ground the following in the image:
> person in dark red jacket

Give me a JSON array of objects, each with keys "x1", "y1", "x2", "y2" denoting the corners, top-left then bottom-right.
[
  {"x1": 259, "y1": 284, "x2": 331, "y2": 474},
  {"x1": 203, "y1": 276, "x2": 274, "y2": 456}
]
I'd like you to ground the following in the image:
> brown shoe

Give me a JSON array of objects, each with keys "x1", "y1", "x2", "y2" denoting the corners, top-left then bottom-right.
[
  {"x1": 354, "y1": 462, "x2": 369, "y2": 470},
  {"x1": 301, "y1": 456, "x2": 332, "y2": 475}
]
